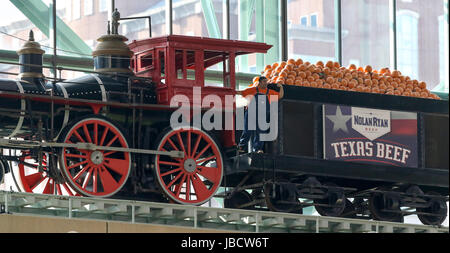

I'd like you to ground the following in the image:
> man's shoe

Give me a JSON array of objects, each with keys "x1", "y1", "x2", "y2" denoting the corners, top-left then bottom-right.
[{"x1": 256, "y1": 150, "x2": 264, "y2": 154}]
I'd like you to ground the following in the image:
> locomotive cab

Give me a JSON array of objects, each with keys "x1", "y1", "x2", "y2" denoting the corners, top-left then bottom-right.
[{"x1": 129, "y1": 36, "x2": 271, "y2": 107}]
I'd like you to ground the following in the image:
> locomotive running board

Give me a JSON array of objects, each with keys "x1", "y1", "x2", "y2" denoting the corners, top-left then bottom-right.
[{"x1": 0, "y1": 138, "x2": 184, "y2": 158}]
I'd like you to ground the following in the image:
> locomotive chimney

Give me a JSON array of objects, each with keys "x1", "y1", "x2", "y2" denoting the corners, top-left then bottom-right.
[
  {"x1": 17, "y1": 30, "x2": 46, "y2": 88},
  {"x1": 92, "y1": 9, "x2": 133, "y2": 75}
]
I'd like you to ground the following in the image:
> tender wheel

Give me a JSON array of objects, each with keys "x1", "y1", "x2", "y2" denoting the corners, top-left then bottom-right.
[
  {"x1": 17, "y1": 151, "x2": 77, "y2": 195},
  {"x1": 224, "y1": 190, "x2": 255, "y2": 209},
  {"x1": 60, "y1": 117, "x2": 131, "y2": 197},
  {"x1": 369, "y1": 190, "x2": 404, "y2": 223},
  {"x1": 417, "y1": 192, "x2": 448, "y2": 226},
  {"x1": 264, "y1": 182, "x2": 302, "y2": 213},
  {"x1": 314, "y1": 183, "x2": 346, "y2": 217},
  {"x1": 154, "y1": 127, "x2": 223, "y2": 205}
]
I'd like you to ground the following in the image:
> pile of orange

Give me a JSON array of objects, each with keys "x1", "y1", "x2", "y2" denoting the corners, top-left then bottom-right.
[{"x1": 252, "y1": 59, "x2": 440, "y2": 100}]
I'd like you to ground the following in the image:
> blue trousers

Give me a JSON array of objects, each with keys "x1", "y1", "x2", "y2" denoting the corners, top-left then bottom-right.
[{"x1": 238, "y1": 105, "x2": 271, "y2": 152}]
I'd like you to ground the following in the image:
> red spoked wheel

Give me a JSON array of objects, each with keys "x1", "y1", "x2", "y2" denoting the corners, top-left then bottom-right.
[
  {"x1": 60, "y1": 117, "x2": 131, "y2": 197},
  {"x1": 154, "y1": 127, "x2": 223, "y2": 205},
  {"x1": 17, "y1": 151, "x2": 77, "y2": 196}
]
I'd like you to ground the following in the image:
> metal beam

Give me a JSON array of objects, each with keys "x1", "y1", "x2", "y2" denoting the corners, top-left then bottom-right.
[
  {"x1": 223, "y1": 0, "x2": 230, "y2": 40},
  {"x1": 280, "y1": 0, "x2": 288, "y2": 61},
  {"x1": 201, "y1": 0, "x2": 222, "y2": 39},
  {"x1": 389, "y1": 0, "x2": 398, "y2": 70},
  {"x1": 166, "y1": 0, "x2": 173, "y2": 35},
  {"x1": 9, "y1": 0, "x2": 92, "y2": 56},
  {"x1": 334, "y1": 0, "x2": 342, "y2": 64}
]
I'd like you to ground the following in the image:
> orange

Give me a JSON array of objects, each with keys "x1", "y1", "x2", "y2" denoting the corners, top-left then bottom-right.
[
  {"x1": 419, "y1": 82, "x2": 427, "y2": 89},
  {"x1": 295, "y1": 80, "x2": 302, "y2": 86},
  {"x1": 287, "y1": 59, "x2": 296, "y2": 65},
  {"x1": 307, "y1": 76, "x2": 315, "y2": 82},
  {"x1": 298, "y1": 72, "x2": 307, "y2": 79},
  {"x1": 303, "y1": 81, "x2": 311, "y2": 87},
  {"x1": 326, "y1": 61, "x2": 334, "y2": 69},
  {"x1": 280, "y1": 61, "x2": 287, "y2": 68},
  {"x1": 365, "y1": 65, "x2": 373, "y2": 73},
  {"x1": 331, "y1": 83, "x2": 339, "y2": 89},
  {"x1": 349, "y1": 64, "x2": 357, "y2": 70},
  {"x1": 304, "y1": 61, "x2": 311, "y2": 66},
  {"x1": 326, "y1": 77, "x2": 335, "y2": 84},
  {"x1": 364, "y1": 79, "x2": 372, "y2": 86},
  {"x1": 333, "y1": 62, "x2": 341, "y2": 69},
  {"x1": 316, "y1": 61, "x2": 324, "y2": 67}
]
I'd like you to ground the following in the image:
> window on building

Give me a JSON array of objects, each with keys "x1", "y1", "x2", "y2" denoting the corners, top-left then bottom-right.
[
  {"x1": 300, "y1": 16, "x2": 308, "y2": 26},
  {"x1": 99, "y1": 0, "x2": 108, "y2": 13},
  {"x1": 342, "y1": 0, "x2": 390, "y2": 70},
  {"x1": 73, "y1": 0, "x2": 81, "y2": 20},
  {"x1": 397, "y1": 11, "x2": 419, "y2": 80},
  {"x1": 310, "y1": 14, "x2": 318, "y2": 27},
  {"x1": 84, "y1": 0, "x2": 93, "y2": 16},
  {"x1": 288, "y1": 0, "x2": 336, "y2": 63}
]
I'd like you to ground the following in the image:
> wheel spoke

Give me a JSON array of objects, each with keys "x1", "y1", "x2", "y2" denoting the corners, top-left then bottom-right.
[
  {"x1": 191, "y1": 175, "x2": 210, "y2": 201},
  {"x1": 99, "y1": 126, "x2": 110, "y2": 146},
  {"x1": 197, "y1": 166, "x2": 219, "y2": 184},
  {"x1": 194, "y1": 143, "x2": 212, "y2": 160},
  {"x1": 62, "y1": 183, "x2": 75, "y2": 196},
  {"x1": 166, "y1": 137, "x2": 179, "y2": 151},
  {"x1": 196, "y1": 156, "x2": 216, "y2": 165},
  {"x1": 104, "y1": 158, "x2": 129, "y2": 176},
  {"x1": 93, "y1": 167, "x2": 98, "y2": 193},
  {"x1": 186, "y1": 175, "x2": 191, "y2": 201},
  {"x1": 64, "y1": 153, "x2": 88, "y2": 159},
  {"x1": 83, "y1": 124, "x2": 93, "y2": 143},
  {"x1": 175, "y1": 174, "x2": 187, "y2": 197},
  {"x1": 42, "y1": 179, "x2": 54, "y2": 194},
  {"x1": 68, "y1": 160, "x2": 88, "y2": 170},
  {"x1": 94, "y1": 122, "x2": 98, "y2": 145},
  {"x1": 191, "y1": 134, "x2": 202, "y2": 158},
  {"x1": 56, "y1": 184, "x2": 62, "y2": 195},
  {"x1": 166, "y1": 171, "x2": 184, "y2": 189},
  {"x1": 82, "y1": 167, "x2": 94, "y2": 189},
  {"x1": 73, "y1": 129, "x2": 85, "y2": 143},
  {"x1": 160, "y1": 167, "x2": 183, "y2": 177},
  {"x1": 103, "y1": 151, "x2": 117, "y2": 157},
  {"x1": 176, "y1": 132, "x2": 186, "y2": 154},
  {"x1": 187, "y1": 130, "x2": 191, "y2": 157},
  {"x1": 73, "y1": 165, "x2": 91, "y2": 181},
  {"x1": 105, "y1": 135, "x2": 119, "y2": 147},
  {"x1": 158, "y1": 160, "x2": 182, "y2": 167}
]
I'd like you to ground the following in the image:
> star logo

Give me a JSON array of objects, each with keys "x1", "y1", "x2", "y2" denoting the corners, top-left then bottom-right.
[{"x1": 326, "y1": 106, "x2": 352, "y2": 133}]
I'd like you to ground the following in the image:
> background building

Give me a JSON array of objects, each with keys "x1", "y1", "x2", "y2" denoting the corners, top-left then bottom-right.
[{"x1": 1, "y1": 0, "x2": 448, "y2": 91}]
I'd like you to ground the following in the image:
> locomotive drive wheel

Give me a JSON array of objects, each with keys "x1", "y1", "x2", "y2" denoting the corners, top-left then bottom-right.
[
  {"x1": 417, "y1": 192, "x2": 448, "y2": 226},
  {"x1": 154, "y1": 127, "x2": 223, "y2": 205},
  {"x1": 60, "y1": 117, "x2": 131, "y2": 198},
  {"x1": 313, "y1": 183, "x2": 346, "y2": 217},
  {"x1": 369, "y1": 189, "x2": 404, "y2": 223},
  {"x1": 17, "y1": 151, "x2": 77, "y2": 196}
]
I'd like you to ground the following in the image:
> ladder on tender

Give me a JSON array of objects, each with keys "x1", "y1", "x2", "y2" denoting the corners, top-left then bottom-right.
[{"x1": 0, "y1": 191, "x2": 448, "y2": 233}]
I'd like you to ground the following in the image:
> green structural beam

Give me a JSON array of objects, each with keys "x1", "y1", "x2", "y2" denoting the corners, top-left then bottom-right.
[
  {"x1": 9, "y1": 0, "x2": 92, "y2": 56},
  {"x1": 201, "y1": 0, "x2": 222, "y2": 39}
]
